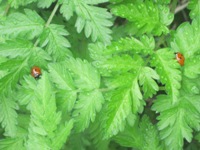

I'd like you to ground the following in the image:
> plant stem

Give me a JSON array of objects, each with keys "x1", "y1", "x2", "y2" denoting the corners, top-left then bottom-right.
[
  {"x1": 3, "y1": 4, "x2": 10, "y2": 16},
  {"x1": 34, "y1": 2, "x2": 60, "y2": 47},
  {"x1": 45, "y1": 2, "x2": 60, "y2": 27},
  {"x1": 175, "y1": 2, "x2": 189, "y2": 14}
]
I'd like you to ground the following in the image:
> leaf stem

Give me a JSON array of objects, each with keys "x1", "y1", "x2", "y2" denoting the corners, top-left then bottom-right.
[
  {"x1": 45, "y1": 2, "x2": 60, "y2": 27},
  {"x1": 34, "y1": 2, "x2": 60, "y2": 47},
  {"x1": 3, "y1": 4, "x2": 10, "y2": 16}
]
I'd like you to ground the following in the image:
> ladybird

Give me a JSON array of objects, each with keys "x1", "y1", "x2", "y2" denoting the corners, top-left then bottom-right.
[
  {"x1": 31, "y1": 66, "x2": 42, "y2": 78},
  {"x1": 176, "y1": 52, "x2": 185, "y2": 66}
]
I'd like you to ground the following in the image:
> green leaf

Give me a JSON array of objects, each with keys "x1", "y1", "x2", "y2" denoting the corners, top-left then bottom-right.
[
  {"x1": 39, "y1": 24, "x2": 71, "y2": 61},
  {"x1": 188, "y1": 0, "x2": 200, "y2": 19},
  {"x1": 151, "y1": 48, "x2": 181, "y2": 103},
  {"x1": 8, "y1": 0, "x2": 27, "y2": 8},
  {"x1": 111, "y1": 0, "x2": 173, "y2": 35},
  {"x1": 16, "y1": 76, "x2": 37, "y2": 106},
  {"x1": 94, "y1": 55, "x2": 138, "y2": 76},
  {"x1": 60, "y1": 0, "x2": 112, "y2": 44},
  {"x1": 0, "y1": 58, "x2": 28, "y2": 92},
  {"x1": 37, "y1": 0, "x2": 55, "y2": 8},
  {"x1": 113, "y1": 115, "x2": 163, "y2": 150},
  {"x1": 139, "y1": 67, "x2": 159, "y2": 99},
  {"x1": 66, "y1": 58, "x2": 101, "y2": 91},
  {"x1": 29, "y1": 47, "x2": 51, "y2": 68},
  {"x1": 184, "y1": 55, "x2": 200, "y2": 78},
  {"x1": 103, "y1": 36, "x2": 155, "y2": 55},
  {"x1": 60, "y1": 0, "x2": 75, "y2": 20},
  {"x1": 0, "y1": 9, "x2": 44, "y2": 39},
  {"x1": 182, "y1": 76, "x2": 200, "y2": 95},
  {"x1": 170, "y1": 18, "x2": 200, "y2": 78},
  {"x1": 26, "y1": 72, "x2": 61, "y2": 149},
  {"x1": 0, "y1": 95, "x2": 18, "y2": 137},
  {"x1": 48, "y1": 63, "x2": 77, "y2": 112},
  {"x1": 152, "y1": 95, "x2": 200, "y2": 150},
  {"x1": 0, "y1": 138, "x2": 25, "y2": 150},
  {"x1": 101, "y1": 88, "x2": 132, "y2": 139},
  {"x1": 73, "y1": 90, "x2": 104, "y2": 132},
  {"x1": 0, "y1": 39, "x2": 32, "y2": 58},
  {"x1": 52, "y1": 120, "x2": 74, "y2": 150}
]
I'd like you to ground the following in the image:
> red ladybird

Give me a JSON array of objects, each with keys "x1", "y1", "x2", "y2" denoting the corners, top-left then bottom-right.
[
  {"x1": 31, "y1": 66, "x2": 42, "y2": 78},
  {"x1": 176, "y1": 52, "x2": 185, "y2": 66}
]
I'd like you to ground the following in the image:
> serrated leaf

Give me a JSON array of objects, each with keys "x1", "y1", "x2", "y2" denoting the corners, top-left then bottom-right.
[
  {"x1": 8, "y1": 0, "x2": 37, "y2": 8},
  {"x1": 60, "y1": 0, "x2": 112, "y2": 44},
  {"x1": 188, "y1": 0, "x2": 200, "y2": 19},
  {"x1": 60, "y1": 0, "x2": 75, "y2": 20},
  {"x1": 73, "y1": 90, "x2": 104, "y2": 132},
  {"x1": 75, "y1": 2, "x2": 112, "y2": 44},
  {"x1": 0, "y1": 58, "x2": 28, "y2": 92},
  {"x1": 113, "y1": 115, "x2": 162, "y2": 150},
  {"x1": 152, "y1": 95, "x2": 200, "y2": 150},
  {"x1": 29, "y1": 47, "x2": 51, "y2": 68},
  {"x1": 111, "y1": 0, "x2": 173, "y2": 35},
  {"x1": 37, "y1": 0, "x2": 55, "y2": 8},
  {"x1": 131, "y1": 76, "x2": 144, "y2": 113},
  {"x1": 0, "y1": 9, "x2": 44, "y2": 39},
  {"x1": 16, "y1": 76, "x2": 37, "y2": 106},
  {"x1": 39, "y1": 24, "x2": 71, "y2": 61},
  {"x1": 26, "y1": 72, "x2": 61, "y2": 149},
  {"x1": 0, "y1": 39, "x2": 32, "y2": 58},
  {"x1": 139, "y1": 67, "x2": 159, "y2": 99},
  {"x1": 0, "y1": 138, "x2": 25, "y2": 150},
  {"x1": 101, "y1": 88, "x2": 132, "y2": 139},
  {"x1": 48, "y1": 63, "x2": 77, "y2": 112},
  {"x1": 103, "y1": 36, "x2": 155, "y2": 55},
  {"x1": 184, "y1": 56, "x2": 200, "y2": 78},
  {"x1": 0, "y1": 95, "x2": 18, "y2": 137},
  {"x1": 30, "y1": 72, "x2": 61, "y2": 135},
  {"x1": 94, "y1": 54, "x2": 144, "y2": 77},
  {"x1": 52, "y1": 120, "x2": 74, "y2": 150},
  {"x1": 66, "y1": 58, "x2": 100, "y2": 90},
  {"x1": 170, "y1": 18, "x2": 200, "y2": 79},
  {"x1": 151, "y1": 48, "x2": 181, "y2": 103},
  {"x1": 94, "y1": 55, "x2": 137, "y2": 76}
]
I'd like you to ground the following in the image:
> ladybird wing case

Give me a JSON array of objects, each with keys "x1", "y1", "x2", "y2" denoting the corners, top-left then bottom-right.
[
  {"x1": 176, "y1": 52, "x2": 185, "y2": 66},
  {"x1": 31, "y1": 66, "x2": 41, "y2": 78}
]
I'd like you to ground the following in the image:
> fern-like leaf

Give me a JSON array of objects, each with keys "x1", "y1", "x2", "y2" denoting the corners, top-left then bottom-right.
[
  {"x1": 101, "y1": 73, "x2": 145, "y2": 138},
  {"x1": 66, "y1": 58, "x2": 101, "y2": 90},
  {"x1": 60, "y1": 0, "x2": 112, "y2": 44},
  {"x1": 0, "y1": 94, "x2": 18, "y2": 137},
  {"x1": 139, "y1": 67, "x2": 159, "y2": 99},
  {"x1": 0, "y1": 138, "x2": 25, "y2": 150},
  {"x1": 37, "y1": 0, "x2": 55, "y2": 8},
  {"x1": 170, "y1": 18, "x2": 200, "y2": 78},
  {"x1": 39, "y1": 24, "x2": 71, "y2": 61},
  {"x1": 52, "y1": 120, "x2": 74, "y2": 150},
  {"x1": 26, "y1": 72, "x2": 61, "y2": 149},
  {"x1": 0, "y1": 39, "x2": 32, "y2": 58},
  {"x1": 188, "y1": 0, "x2": 200, "y2": 19},
  {"x1": 151, "y1": 48, "x2": 181, "y2": 103},
  {"x1": 73, "y1": 90, "x2": 104, "y2": 132},
  {"x1": 113, "y1": 115, "x2": 163, "y2": 150},
  {"x1": 16, "y1": 76, "x2": 37, "y2": 106},
  {"x1": 0, "y1": 9, "x2": 44, "y2": 39},
  {"x1": 48, "y1": 63, "x2": 77, "y2": 112},
  {"x1": 101, "y1": 88, "x2": 132, "y2": 139},
  {"x1": 152, "y1": 94, "x2": 200, "y2": 150},
  {"x1": 111, "y1": 0, "x2": 173, "y2": 35}
]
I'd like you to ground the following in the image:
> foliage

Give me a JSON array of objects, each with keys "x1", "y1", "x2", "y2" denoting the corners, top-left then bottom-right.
[{"x1": 0, "y1": 0, "x2": 200, "y2": 150}]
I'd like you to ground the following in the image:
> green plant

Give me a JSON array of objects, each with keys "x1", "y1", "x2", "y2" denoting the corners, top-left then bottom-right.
[{"x1": 0, "y1": 0, "x2": 200, "y2": 150}]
